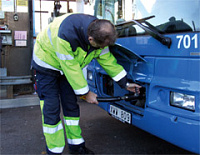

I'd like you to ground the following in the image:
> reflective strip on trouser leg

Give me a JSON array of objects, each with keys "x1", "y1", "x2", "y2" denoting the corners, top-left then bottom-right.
[
  {"x1": 64, "y1": 116, "x2": 84, "y2": 145},
  {"x1": 40, "y1": 100, "x2": 65, "y2": 153}
]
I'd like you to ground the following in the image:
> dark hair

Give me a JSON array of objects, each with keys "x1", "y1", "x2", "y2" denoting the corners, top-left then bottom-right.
[{"x1": 87, "y1": 19, "x2": 117, "y2": 46}]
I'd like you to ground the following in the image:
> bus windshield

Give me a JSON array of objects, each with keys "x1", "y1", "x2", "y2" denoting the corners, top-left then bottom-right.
[{"x1": 94, "y1": 0, "x2": 200, "y2": 36}]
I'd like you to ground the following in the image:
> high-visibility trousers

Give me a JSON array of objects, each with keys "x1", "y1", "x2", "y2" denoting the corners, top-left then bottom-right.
[{"x1": 35, "y1": 70, "x2": 85, "y2": 154}]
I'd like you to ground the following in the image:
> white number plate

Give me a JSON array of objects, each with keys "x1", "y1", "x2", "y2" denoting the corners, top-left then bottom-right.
[{"x1": 109, "y1": 105, "x2": 131, "y2": 124}]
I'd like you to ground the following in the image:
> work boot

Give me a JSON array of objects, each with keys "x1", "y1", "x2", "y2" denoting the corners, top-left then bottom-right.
[{"x1": 69, "y1": 146, "x2": 94, "y2": 154}]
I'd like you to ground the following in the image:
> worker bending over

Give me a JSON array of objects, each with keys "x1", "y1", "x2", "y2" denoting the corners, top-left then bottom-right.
[{"x1": 32, "y1": 13, "x2": 141, "y2": 154}]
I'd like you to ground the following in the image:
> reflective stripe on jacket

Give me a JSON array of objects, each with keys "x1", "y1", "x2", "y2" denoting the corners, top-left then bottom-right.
[{"x1": 33, "y1": 13, "x2": 127, "y2": 95}]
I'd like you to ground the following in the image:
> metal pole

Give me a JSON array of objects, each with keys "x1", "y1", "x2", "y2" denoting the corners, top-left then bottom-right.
[
  {"x1": 40, "y1": 0, "x2": 42, "y2": 31},
  {"x1": 67, "y1": 0, "x2": 69, "y2": 13}
]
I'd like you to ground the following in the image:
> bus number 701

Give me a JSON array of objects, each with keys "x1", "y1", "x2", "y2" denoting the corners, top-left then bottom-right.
[{"x1": 176, "y1": 34, "x2": 198, "y2": 49}]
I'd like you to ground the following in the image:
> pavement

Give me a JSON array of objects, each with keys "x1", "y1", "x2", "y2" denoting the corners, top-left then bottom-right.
[
  {"x1": 0, "y1": 94, "x2": 40, "y2": 109},
  {"x1": 0, "y1": 94, "x2": 193, "y2": 155}
]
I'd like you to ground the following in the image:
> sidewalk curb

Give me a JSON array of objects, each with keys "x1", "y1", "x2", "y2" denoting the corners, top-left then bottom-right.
[{"x1": 0, "y1": 95, "x2": 40, "y2": 109}]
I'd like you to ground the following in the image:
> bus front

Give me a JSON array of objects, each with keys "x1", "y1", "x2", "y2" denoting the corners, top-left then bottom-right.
[{"x1": 87, "y1": 0, "x2": 200, "y2": 153}]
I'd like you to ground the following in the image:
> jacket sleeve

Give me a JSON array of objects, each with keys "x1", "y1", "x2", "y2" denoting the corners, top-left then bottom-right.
[
  {"x1": 96, "y1": 47, "x2": 128, "y2": 88},
  {"x1": 55, "y1": 37, "x2": 89, "y2": 95}
]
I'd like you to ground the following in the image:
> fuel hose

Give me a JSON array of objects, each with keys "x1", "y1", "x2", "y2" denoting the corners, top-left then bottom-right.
[
  {"x1": 97, "y1": 94, "x2": 141, "y2": 102},
  {"x1": 80, "y1": 94, "x2": 141, "y2": 102}
]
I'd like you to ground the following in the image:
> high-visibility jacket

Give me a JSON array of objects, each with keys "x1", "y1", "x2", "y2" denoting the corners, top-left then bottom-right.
[{"x1": 33, "y1": 13, "x2": 127, "y2": 95}]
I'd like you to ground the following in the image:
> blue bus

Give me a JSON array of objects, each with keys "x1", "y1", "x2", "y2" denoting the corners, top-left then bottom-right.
[{"x1": 87, "y1": 0, "x2": 200, "y2": 153}]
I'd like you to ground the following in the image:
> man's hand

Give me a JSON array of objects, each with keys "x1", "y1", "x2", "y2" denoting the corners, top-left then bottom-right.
[
  {"x1": 126, "y1": 83, "x2": 142, "y2": 94},
  {"x1": 85, "y1": 91, "x2": 99, "y2": 104}
]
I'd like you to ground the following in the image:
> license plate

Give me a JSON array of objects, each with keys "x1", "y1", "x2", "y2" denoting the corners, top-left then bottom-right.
[{"x1": 109, "y1": 105, "x2": 131, "y2": 124}]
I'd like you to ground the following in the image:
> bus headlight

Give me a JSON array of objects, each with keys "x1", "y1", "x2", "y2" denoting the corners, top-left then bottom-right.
[
  {"x1": 87, "y1": 71, "x2": 93, "y2": 81},
  {"x1": 170, "y1": 92, "x2": 195, "y2": 111}
]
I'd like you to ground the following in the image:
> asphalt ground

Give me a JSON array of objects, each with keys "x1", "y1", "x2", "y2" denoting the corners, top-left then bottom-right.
[{"x1": 0, "y1": 95, "x2": 194, "y2": 155}]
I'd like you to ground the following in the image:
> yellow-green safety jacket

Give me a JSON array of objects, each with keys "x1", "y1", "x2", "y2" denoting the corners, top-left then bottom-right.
[{"x1": 32, "y1": 13, "x2": 127, "y2": 95}]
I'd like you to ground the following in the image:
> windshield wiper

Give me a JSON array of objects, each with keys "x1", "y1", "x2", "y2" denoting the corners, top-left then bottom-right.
[{"x1": 116, "y1": 16, "x2": 172, "y2": 48}]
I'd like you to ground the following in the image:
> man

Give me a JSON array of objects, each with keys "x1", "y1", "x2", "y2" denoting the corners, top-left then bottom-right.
[{"x1": 32, "y1": 13, "x2": 141, "y2": 154}]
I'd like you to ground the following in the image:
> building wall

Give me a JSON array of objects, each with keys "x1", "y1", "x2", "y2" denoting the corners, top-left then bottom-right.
[{"x1": 1, "y1": 12, "x2": 32, "y2": 76}]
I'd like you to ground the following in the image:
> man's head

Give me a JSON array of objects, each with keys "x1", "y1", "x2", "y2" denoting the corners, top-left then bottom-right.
[{"x1": 87, "y1": 19, "x2": 117, "y2": 49}]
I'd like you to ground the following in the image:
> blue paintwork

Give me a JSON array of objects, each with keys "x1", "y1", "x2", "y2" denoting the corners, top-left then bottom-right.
[
  {"x1": 116, "y1": 33, "x2": 200, "y2": 57},
  {"x1": 87, "y1": 31, "x2": 200, "y2": 153}
]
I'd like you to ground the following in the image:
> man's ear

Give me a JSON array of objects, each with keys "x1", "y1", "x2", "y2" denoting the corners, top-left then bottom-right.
[{"x1": 88, "y1": 36, "x2": 94, "y2": 42}]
